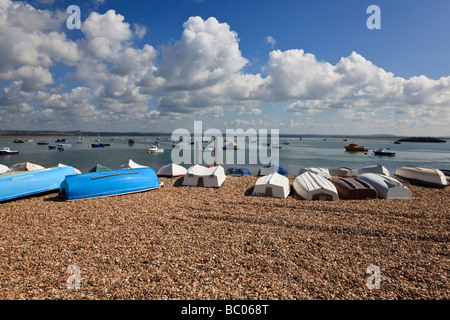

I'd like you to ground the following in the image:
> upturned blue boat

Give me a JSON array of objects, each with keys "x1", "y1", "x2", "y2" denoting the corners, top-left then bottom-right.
[
  {"x1": 0, "y1": 166, "x2": 78, "y2": 202},
  {"x1": 226, "y1": 167, "x2": 252, "y2": 176},
  {"x1": 59, "y1": 168, "x2": 162, "y2": 201}
]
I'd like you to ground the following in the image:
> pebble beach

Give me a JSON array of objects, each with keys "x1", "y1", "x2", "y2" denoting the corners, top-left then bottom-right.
[{"x1": 0, "y1": 175, "x2": 448, "y2": 300}]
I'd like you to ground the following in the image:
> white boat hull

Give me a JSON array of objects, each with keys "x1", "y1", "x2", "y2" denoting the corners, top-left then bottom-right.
[
  {"x1": 395, "y1": 166, "x2": 448, "y2": 188},
  {"x1": 252, "y1": 173, "x2": 290, "y2": 198},
  {"x1": 357, "y1": 173, "x2": 413, "y2": 199},
  {"x1": 293, "y1": 171, "x2": 338, "y2": 201}
]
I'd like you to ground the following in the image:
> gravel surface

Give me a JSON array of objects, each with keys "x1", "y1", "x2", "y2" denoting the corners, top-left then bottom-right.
[{"x1": 0, "y1": 176, "x2": 448, "y2": 300}]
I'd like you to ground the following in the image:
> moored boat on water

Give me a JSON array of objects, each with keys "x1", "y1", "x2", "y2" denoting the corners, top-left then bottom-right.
[
  {"x1": 395, "y1": 166, "x2": 448, "y2": 188},
  {"x1": 293, "y1": 171, "x2": 339, "y2": 201},
  {"x1": 59, "y1": 168, "x2": 162, "y2": 201},
  {"x1": 373, "y1": 148, "x2": 395, "y2": 156},
  {"x1": 345, "y1": 143, "x2": 369, "y2": 152},
  {"x1": 0, "y1": 147, "x2": 19, "y2": 155},
  {"x1": 148, "y1": 145, "x2": 164, "y2": 153}
]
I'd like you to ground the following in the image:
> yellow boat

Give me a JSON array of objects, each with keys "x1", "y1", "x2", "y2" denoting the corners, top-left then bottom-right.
[{"x1": 345, "y1": 143, "x2": 369, "y2": 152}]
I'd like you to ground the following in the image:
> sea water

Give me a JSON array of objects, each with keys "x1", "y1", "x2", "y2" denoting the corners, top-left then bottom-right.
[{"x1": 1, "y1": 136, "x2": 449, "y2": 176}]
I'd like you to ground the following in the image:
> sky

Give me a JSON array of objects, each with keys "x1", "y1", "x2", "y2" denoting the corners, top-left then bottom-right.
[{"x1": 1, "y1": 0, "x2": 450, "y2": 136}]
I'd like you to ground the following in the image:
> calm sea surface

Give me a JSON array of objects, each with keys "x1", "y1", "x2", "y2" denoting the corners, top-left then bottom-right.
[{"x1": 1, "y1": 136, "x2": 449, "y2": 176}]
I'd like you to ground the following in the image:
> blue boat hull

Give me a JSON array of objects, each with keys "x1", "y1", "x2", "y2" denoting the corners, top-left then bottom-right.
[
  {"x1": 0, "y1": 166, "x2": 78, "y2": 202},
  {"x1": 59, "y1": 168, "x2": 161, "y2": 200}
]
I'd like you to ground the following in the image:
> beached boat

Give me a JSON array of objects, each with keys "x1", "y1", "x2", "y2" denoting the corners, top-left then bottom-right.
[
  {"x1": 88, "y1": 164, "x2": 112, "y2": 173},
  {"x1": 8, "y1": 162, "x2": 45, "y2": 172},
  {"x1": 157, "y1": 163, "x2": 187, "y2": 177},
  {"x1": 395, "y1": 166, "x2": 448, "y2": 188},
  {"x1": 373, "y1": 148, "x2": 395, "y2": 156},
  {"x1": 0, "y1": 164, "x2": 9, "y2": 174},
  {"x1": 118, "y1": 159, "x2": 149, "y2": 170},
  {"x1": 293, "y1": 171, "x2": 339, "y2": 201},
  {"x1": 258, "y1": 164, "x2": 288, "y2": 177},
  {"x1": 357, "y1": 173, "x2": 413, "y2": 199},
  {"x1": 357, "y1": 164, "x2": 390, "y2": 176},
  {"x1": 226, "y1": 167, "x2": 252, "y2": 176},
  {"x1": 0, "y1": 147, "x2": 19, "y2": 155},
  {"x1": 252, "y1": 173, "x2": 290, "y2": 198},
  {"x1": 182, "y1": 164, "x2": 226, "y2": 188},
  {"x1": 298, "y1": 167, "x2": 331, "y2": 179},
  {"x1": 331, "y1": 178, "x2": 378, "y2": 200},
  {"x1": 148, "y1": 145, "x2": 164, "y2": 153},
  {"x1": 345, "y1": 143, "x2": 369, "y2": 152},
  {"x1": 59, "y1": 168, "x2": 162, "y2": 201},
  {"x1": 329, "y1": 167, "x2": 359, "y2": 177},
  {"x1": 0, "y1": 166, "x2": 78, "y2": 202},
  {"x1": 440, "y1": 169, "x2": 450, "y2": 183}
]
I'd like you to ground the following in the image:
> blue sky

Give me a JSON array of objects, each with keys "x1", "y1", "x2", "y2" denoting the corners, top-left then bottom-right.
[{"x1": 1, "y1": 0, "x2": 450, "y2": 135}]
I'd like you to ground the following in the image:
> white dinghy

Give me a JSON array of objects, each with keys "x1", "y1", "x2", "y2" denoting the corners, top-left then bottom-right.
[
  {"x1": 118, "y1": 159, "x2": 149, "y2": 170},
  {"x1": 293, "y1": 171, "x2": 339, "y2": 201},
  {"x1": 298, "y1": 167, "x2": 331, "y2": 179},
  {"x1": 357, "y1": 164, "x2": 390, "y2": 176},
  {"x1": 157, "y1": 163, "x2": 187, "y2": 178},
  {"x1": 8, "y1": 162, "x2": 45, "y2": 172},
  {"x1": 395, "y1": 166, "x2": 448, "y2": 188},
  {"x1": 252, "y1": 173, "x2": 290, "y2": 198},
  {"x1": 357, "y1": 173, "x2": 413, "y2": 199},
  {"x1": 0, "y1": 164, "x2": 10, "y2": 174},
  {"x1": 329, "y1": 167, "x2": 359, "y2": 177},
  {"x1": 182, "y1": 164, "x2": 226, "y2": 188}
]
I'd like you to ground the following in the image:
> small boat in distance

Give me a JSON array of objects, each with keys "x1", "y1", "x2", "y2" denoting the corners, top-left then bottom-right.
[
  {"x1": 128, "y1": 139, "x2": 135, "y2": 144},
  {"x1": 0, "y1": 147, "x2": 19, "y2": 155},
  {"x1": 37, "y1": 141, "x2": 49, "y2": 145},
  {"x1": 148, "y1": 145, "x2": 164, "y2": 153},
  {"x1": 373, "y1": 148, "x2": 395, "y2": 156},
  {"x1": 345, "y1": 143, "x2": 369, "y2": 152}
]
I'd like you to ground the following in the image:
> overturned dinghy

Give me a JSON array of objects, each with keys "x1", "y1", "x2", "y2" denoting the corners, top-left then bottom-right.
[
  {"x1": 118, "y1": 159, "x2": 148, "y2": 170},
  {"x1": 8, "y1": 162, "x2": 45, "y2": 172},
  {"x1": 0, "y1": 166, "x2": 78, "y2": 202},
  {"x1": 357, "y1": 173, "x2": 413, "y2": 199},
  {"x1": 258, "y1": 164, "x2": 288, "y2": 176},
  {"x1": 0, "y1": 164, "x2": 9, "y2": 174},
  {"x1": 395, "y1": 166, "x2": 448, "y2": 188},
  {"x1": 226, "y1": 167, "x2": 252, "y2": 176},
  {"x1": 157, "y1": 163, "x2": 187, "y2": 177},
  {"x1": 182, "y1": 164, "x2": 226, "y2": 188},
  {"x1": 331, "y1": 178, "x2": 378, "y2": 200},
  {"x1": 252, "y1": 173, "x2": 290, "y2": 198},
  {"x1": 59, "y1": 168, "x2": 162, "y2": 201},
  {"x1": 329, "y1": 167, "x2": 359, "y2": 177},
  {"x1": 293, "y1": 171, "x2": 338, "y2": 201},
  {"x1": 298, "y1": 167, "x2": 331, "y2": 179},
  {"x1": 357, "y1": 164, "x2": 390, "y2": 177}
]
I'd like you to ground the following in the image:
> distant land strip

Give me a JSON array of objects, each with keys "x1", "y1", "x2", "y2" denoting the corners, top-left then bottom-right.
[{"x1": 0, "y1": 130, "x2": 448, "y2": 140}]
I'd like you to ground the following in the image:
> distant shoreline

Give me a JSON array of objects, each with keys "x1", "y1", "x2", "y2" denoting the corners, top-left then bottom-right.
[{"x1": 0, "y1": 130, "x2": 448, "y2": 141}]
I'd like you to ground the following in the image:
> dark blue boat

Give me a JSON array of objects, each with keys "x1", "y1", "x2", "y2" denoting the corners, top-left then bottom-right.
[
  {"x1": 226, "y1": 167, "x2": 252, "y2": 176},
  {"x1": 0, "y1": 166, "x2": 78, "y2": 202},
  {"x1": 91, "y1": 143, "x2": 105, "y2": 148},
  {"x1": 59, "y1": 168, "x2": 161, "y2": 201},
  {"x1": 258, "y1": 164, "x2": 288, "y2": 176}
]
